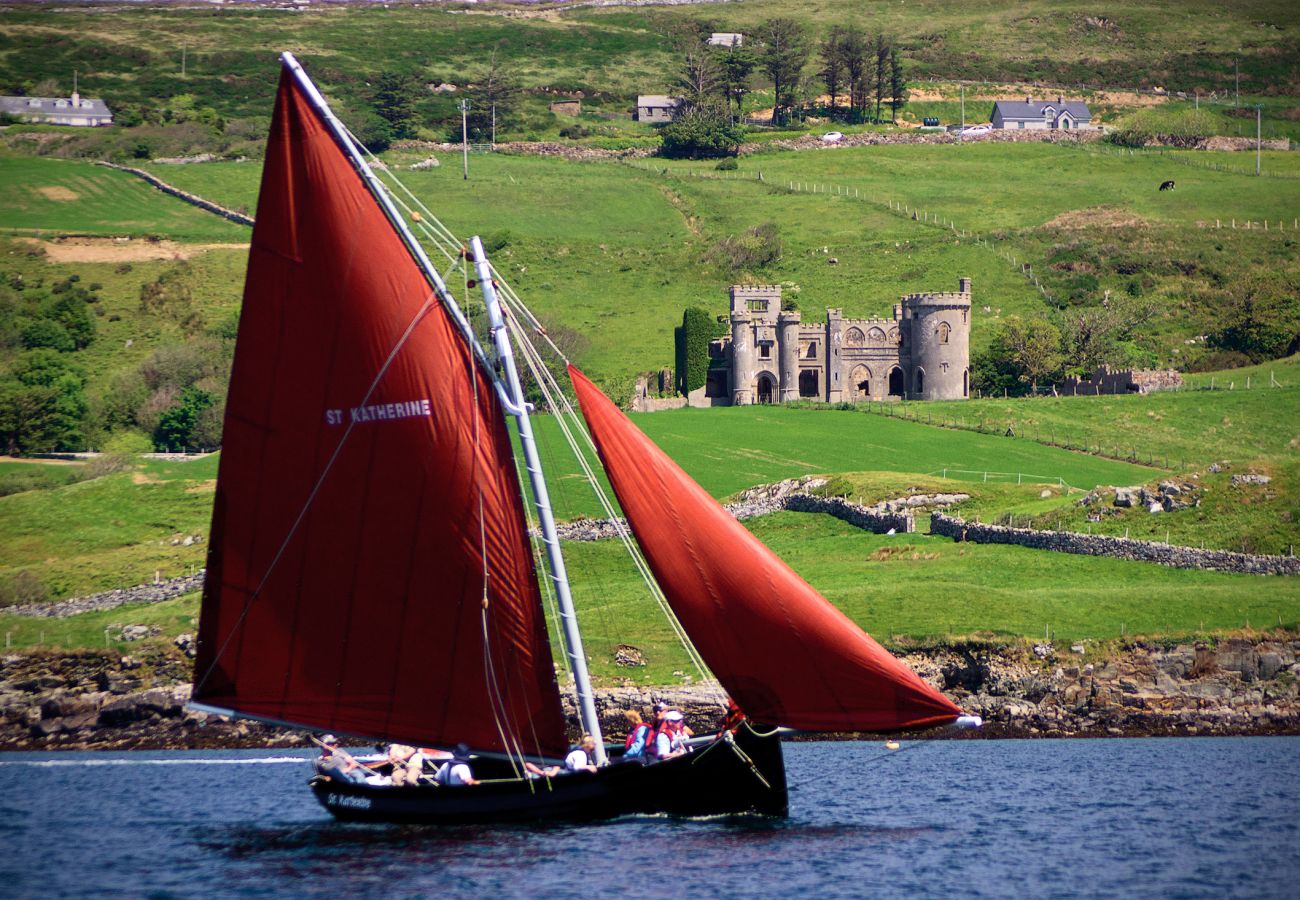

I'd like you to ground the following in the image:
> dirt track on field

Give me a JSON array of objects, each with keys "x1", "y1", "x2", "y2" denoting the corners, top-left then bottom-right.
[{"x1": 18, "y1": 237, "x2": 249, "y2": 263}]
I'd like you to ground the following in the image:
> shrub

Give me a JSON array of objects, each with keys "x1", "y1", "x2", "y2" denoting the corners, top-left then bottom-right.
[
  {"x1": 706, "y1": 222, "x2": 782, "y2": 273},
  {"x1": 0, "y1": 570, "x2": 48, "y2": 609},
  {"x1": 715, "y1": 158, "x2": 738, "y2": 171},
  {"x1": 659, "y1": 108, "x2": 745, "y2": 159},
  {"x1": 674, "y1": 307, "x2": 725, "y2": 396}
]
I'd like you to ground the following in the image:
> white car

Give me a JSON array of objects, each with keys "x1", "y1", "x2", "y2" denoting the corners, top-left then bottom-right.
[
  {"x1": 821, "y1": 131, "x2": 845, "y2": 143},
  {"x1": 960, "y1": 124, "x2": 992, "y2": 137}
]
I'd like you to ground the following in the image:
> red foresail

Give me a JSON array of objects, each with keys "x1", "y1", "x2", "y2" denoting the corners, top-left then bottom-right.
[
  {"x1": 569, "y1": 366, "x2": 961, "y2": 732},
  {"x1": 193, "y1": 69, "x2": 568, "y2": 756}
]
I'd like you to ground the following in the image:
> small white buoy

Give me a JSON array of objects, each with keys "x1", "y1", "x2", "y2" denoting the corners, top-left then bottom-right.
[{"x1": 884, "y1": 740, "x2": 900, "y2": 751}]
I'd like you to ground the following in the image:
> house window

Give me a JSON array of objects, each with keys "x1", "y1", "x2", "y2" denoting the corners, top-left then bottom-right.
[{"x1": 1017, "y1": 121, "x2": 1024, "y2": 129}]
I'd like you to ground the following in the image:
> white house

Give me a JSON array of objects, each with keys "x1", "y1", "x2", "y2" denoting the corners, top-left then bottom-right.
[
  {"x1": 991, "y1": 96, "x2": 1091, "y2": 131},
  {"x1": 635, "y1": 95, "x2": 682, "y2": 123},
  {"x1": 0, "y1": 91, "x2": 113, "y2": 127},
  {"x1": 707, "y1": 33, "x2": 744, "y2": 48}
]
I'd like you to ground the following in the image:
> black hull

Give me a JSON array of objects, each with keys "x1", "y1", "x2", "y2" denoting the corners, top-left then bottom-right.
[{"x1": 310, "y1": 724, "x2": 787, "y2": 824}]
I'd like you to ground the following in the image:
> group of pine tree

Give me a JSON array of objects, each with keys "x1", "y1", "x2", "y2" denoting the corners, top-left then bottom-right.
[{"x1": 662, "y1": 19, "x2": 908, "y2": 159}]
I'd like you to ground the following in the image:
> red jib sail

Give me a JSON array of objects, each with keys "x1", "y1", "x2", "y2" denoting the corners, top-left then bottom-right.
[
  {"x1": 570, "y1": 366, "x2": 961, "y2": 732},
  {"x1": 193, "y1": 69, "x2": 568, "y2": 756}
]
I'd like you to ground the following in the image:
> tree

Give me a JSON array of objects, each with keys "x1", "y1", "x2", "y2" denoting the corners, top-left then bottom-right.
[
  {"x1": 841, "y1": 27, "x2": 871, "y2": 122},
  {"x1": 0, "y1": 350, "x2": 88, "y2": 452},
  {"x1": 872, "y1": 33, "x2": 889, "y2": 122},
  {"x1": 755, "y1": 18, "x2": 810, "y2": 125},
  {"x1": 658, "y1": 106, "x2": 744, "y2": 159},
  {"x1": 154, "y1": 386, "x2": 214, "y2": 452},
  {"x1": 466, "y1": 50, "x2": 521, "y2": 141},
  {"x1": 370, "y1": 71, "x2": 421, "y2": 141},
  {"x1": 818, "y1": 26, "x2": 849, "y2": 117},
  {"x1": 1207, "y1": 270, "x2": 1300, "y2": 362},
  {"x1": 678, "y1": 42, "x2": 722, "y2": 112},
  {"x1": 888, "y1": 46, "x2": 907, "y2": 123},
  {"x1": 1061, "y1": 296, "x2": 1158, "y2": 375},
  {"x1": 988, "y1": 316, "x2": 1065, "y2": 391},
  {"x1": 716, "y1": 42, "x2": 758, "y2": 123}
]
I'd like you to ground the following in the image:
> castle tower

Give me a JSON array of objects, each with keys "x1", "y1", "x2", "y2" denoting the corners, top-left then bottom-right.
[
  {"x1": 902, "y1": 277, "x2": 972, "y2": 400},
  {"x1": 778, "y1": 309, "x2": 801, "y2": 402},
  {"x1": 729, "y1": 308, "x2": 755, "y2": 405},
  {"x1": 825, "y1": 308, "x2": 844, "y2": 403}
]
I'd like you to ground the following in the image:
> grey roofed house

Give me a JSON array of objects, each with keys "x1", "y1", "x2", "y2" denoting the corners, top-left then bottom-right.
[
  {"x1": 990, "y1": 96, "x2": 1091, "y2": 130},
  {"x1": 636, "y1": 95, "x2": 682, "y2": 123},
  {"x1": 0, "y1": 92, "x2": 113, "y2": 127}
]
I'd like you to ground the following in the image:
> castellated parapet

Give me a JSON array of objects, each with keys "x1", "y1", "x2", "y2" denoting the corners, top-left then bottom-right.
[{"x1": 708, "y1": 279, "x2": 972, "y2": 405}]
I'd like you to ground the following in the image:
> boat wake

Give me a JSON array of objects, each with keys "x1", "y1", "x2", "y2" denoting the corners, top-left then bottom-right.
[{"x1": 0, "y1": 756, "x2": 310, "y2": 767}]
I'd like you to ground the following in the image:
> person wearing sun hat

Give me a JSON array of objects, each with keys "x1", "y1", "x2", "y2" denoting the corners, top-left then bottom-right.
[{"x1": 653, "y1": 710, "x2": 691, "y2": 760}]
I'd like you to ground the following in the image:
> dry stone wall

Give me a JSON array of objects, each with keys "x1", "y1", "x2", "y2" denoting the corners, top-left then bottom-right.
[{"x1": 931, "y1": 512, "x2": 1300, "y2": 575}]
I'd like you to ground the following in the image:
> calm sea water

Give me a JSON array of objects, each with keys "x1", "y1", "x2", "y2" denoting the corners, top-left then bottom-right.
[{"x1": 0, "y1": 737, "x2": 1296, "y2": 898}]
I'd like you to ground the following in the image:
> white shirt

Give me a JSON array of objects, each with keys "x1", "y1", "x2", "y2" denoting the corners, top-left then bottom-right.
[{"x1": 565, "y1": 748, "x2": 592, "y2": 771}]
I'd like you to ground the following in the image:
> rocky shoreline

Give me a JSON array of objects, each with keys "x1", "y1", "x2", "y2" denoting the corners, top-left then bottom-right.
[{"x1": 1, "y1": 634, "x2": 1295, "y2": 752}]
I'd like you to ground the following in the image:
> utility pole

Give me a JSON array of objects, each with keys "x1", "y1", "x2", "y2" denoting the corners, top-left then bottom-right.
[
  {"x1": 1256, "y1": 104, "x2": 1262, "y2": 176},
  {"x1": 960, "y1": 83, "x2": 965, "y2": 141},
  {"x1": 459, "y1": 99, "x2": 471, "y2": 180},
  {"x1": 1234, "y1": 57, "x2": 1239, "y2": 110},
  {"x1": 491, "y1": 102, "x2": 496, "y2": 146}
]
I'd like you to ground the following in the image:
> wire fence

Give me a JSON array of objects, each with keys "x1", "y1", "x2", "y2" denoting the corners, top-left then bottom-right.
[{"x1": 1059, "y1": 140, "x2": 1300, "y2": 180}]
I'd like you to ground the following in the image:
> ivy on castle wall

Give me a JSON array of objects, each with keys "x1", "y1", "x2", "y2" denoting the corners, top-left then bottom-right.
[{"x1": 674, "y1": 307, "x2": 723, "y2": 396}]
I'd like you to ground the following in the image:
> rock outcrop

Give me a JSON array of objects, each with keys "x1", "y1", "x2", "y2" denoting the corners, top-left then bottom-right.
[{"x1": 3, "y1": 636, "x2": 1295, "y2": 751}]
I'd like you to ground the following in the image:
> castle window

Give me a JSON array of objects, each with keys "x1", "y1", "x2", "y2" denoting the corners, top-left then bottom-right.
[
  {"x1": 938, "y1": 322, "x2": 951, "y2": 344},
  {"x1": 963, "y1": 368, "x2": 969, "y2": 397},
  {"x1": 759, "y1": 342, "x2": 772, "y2": 360},
  {"x1": 888, "y1": 327, "x2": 899, "y2": 342},
  {"x1": 915, "y1": 369, "x2": 925, "y2": 394},
  {"x1": 844, "y1": 327, "x2": 864, "y2": 347},
  {"x1": 748, "y1": 299, "x2": 769, "y2": 313},
  {"x1": 806, "y1": 341, "x2": 818, "y2": 359}
]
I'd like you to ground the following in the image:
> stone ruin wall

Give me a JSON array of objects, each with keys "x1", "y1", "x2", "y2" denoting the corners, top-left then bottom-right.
[{"x1": 931, "y1": 512, "x2": 1300, "y2": 576}]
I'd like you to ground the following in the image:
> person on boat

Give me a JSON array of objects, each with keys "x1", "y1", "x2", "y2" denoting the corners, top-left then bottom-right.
[
  {"x1": 622, "y1": 709, "x2": 653, "y2": 762},
  {"x1": 387, "y1": 743, "x2": 423, "y2": 787},
  {"x1": 564, "y1": 734, "x2": 599, "y2": 773},
  {"x1": 434, "y1": 743, "x2": 479, "y2": 786},
  {"x1": 315, "y1": 734, "x2": 367, "y2": 784},
  {"x1": 654, "y1": 711, "x2": 691, "y2": 760}
]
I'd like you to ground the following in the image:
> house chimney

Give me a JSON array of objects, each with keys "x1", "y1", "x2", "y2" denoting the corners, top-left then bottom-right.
[
  {"x1": 1057, "y1": 95, "x2": 1063, "y2": 104},
  {"x1": 1026, "y1": 95, "x2": 1033, "y2": 104}
]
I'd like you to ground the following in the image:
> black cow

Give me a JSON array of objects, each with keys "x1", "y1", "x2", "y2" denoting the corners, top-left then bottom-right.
[{"x1": 1159, "y1": 180, "x2": 1176, "y2": 191}]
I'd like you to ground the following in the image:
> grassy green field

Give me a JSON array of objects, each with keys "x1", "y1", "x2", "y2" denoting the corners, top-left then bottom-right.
[
  {"x1": 0, "y1": 156, "x2": 251, "y2": 242},
  {"x1": 8, "y1": 506, "x2": 1294, "y2": 680}
]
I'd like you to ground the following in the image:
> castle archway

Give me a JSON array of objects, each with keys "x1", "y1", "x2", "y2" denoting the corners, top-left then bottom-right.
[
  {"x1": 756, "y1": 372, "x2": 776, "y2": 404},
  {"x1": 798, "y1": 369, "x2": 819, "y2": 399},
  {"x1": 849, "y1": 364, "x2": 872, "y2": 400},
  {"x1": 887, "y1": 367, "x2": 904, "y2": 397},
  {"x1": 915, "y1": 368, "x2": 925, "y2": 396}
]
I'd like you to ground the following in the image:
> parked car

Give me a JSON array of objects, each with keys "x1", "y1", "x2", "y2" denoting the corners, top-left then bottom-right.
[
  {"x1": 821, "y1": 131, "x2": 844, "y2": 143},
  {"x1": 960, "y1": 124, "x2": 992, "y2": 137}
]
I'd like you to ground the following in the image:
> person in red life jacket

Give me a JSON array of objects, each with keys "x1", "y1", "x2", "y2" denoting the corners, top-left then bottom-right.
[
  {"x1": 622, "y1": 709, "x2": 652, "y2": 762},
  {"x1": 564, "y1": 734, "x2": 599, "y2": 773},
  {"x1": 654, "y1": 710, "x2": 691, "y2": 760}
]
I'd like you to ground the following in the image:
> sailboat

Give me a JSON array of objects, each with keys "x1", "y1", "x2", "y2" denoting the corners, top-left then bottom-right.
[{"x1": 190, "y1": 53, "x2": 977, "y2": 824}]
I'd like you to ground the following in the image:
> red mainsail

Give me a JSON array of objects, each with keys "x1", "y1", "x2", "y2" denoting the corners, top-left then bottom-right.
[
  {"x1": 193, "y1": 70, "x2": 568, "y2": 756},
  {"x1": 570, "y1": 366, "x2": 961, "y2": 732}
]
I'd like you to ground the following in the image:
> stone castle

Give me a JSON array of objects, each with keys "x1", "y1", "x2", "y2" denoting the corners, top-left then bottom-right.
[{"x1": 700, "y1": 279, "x2": 973, "y2": 405}]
